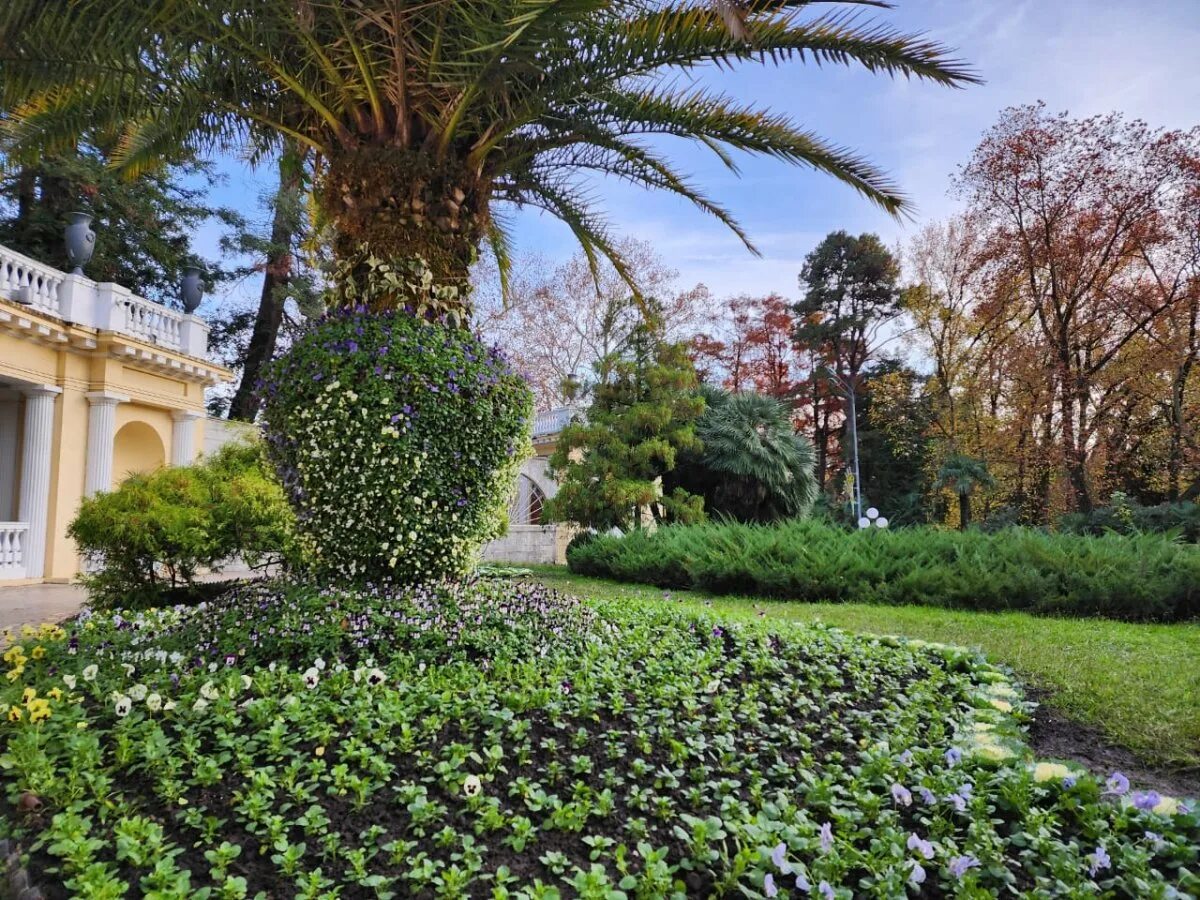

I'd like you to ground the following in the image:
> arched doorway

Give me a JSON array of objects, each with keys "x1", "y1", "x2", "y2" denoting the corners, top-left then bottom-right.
[
  {"x1": 111, "y1": 421, "x2": 166, "y2": 488},
  {"x1": 508, "y1": 474, "x2": 548, "y2": 526}
]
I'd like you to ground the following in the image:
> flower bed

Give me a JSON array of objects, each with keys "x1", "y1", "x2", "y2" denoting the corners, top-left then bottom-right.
[{"x1": 0, "y1": 581, "x2": 1196, "y2": 897}]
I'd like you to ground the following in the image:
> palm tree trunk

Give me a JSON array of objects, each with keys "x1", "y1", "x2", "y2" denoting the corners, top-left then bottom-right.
[
  {"x1": 958, "y1": 493, "x2": 970, "y2": 530},
  {"x1": 228, "y1": 152, "x2": 304, "y2": 421},
  {"x1": 320, "y1": 147, "x2": 488, "y2": 307}
]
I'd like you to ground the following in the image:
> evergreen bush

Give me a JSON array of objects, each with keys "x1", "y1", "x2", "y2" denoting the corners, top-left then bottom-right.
[
  {"x1": 568, "y1": 520, "x2": 1200, "y2": 621},
  {"x1": 69, "y1": 442, "x2": 295, "y2": 608}
]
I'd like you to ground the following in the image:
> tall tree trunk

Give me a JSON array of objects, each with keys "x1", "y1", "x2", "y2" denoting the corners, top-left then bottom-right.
[
  {"x1": 15, "y1": 168, "x2": 36, "y2": 226},
  {"x1": 958, "y1": 492, "x2": 970, "y2": 530},
  {"x1": 228, "y1": 151, "x2": 305, "y2": 421},
  {"x1": 320, "y1": 147, "x2": 488, "y2": 306}
]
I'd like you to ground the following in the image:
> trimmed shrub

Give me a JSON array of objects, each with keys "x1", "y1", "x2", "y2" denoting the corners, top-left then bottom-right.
[
  {"x1": 69, "y1": 442, "x2": 295, "y2": 608},
  {"x1": 1059, "y1": 497, "x2": 1200, "y2": 543},
  {"x1": 260, "y1": 306, "x2": 533, "y2": 583},
  {"x1": 567, "y1": 520, "x2": 1200, "y2": 621}
]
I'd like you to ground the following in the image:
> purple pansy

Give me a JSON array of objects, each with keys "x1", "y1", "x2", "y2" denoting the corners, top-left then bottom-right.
[
  {"x1": 948, "y1": 855, "x2": 980, "y2": 878},
  {"x1": 907, "y1": 833, "x2": 935, "y2": 860},
  {"x1": 771, "y1": 843, "x2": 792, "y2": 874},
  {"x1": 1133, "y1": 791, "x2": 1161, "y2": 811},
  {"x1": 1105, "y1": 772, "x2": 1130, "y2": 796},
  {"x1": 818, "y1": 822, "x2": 834, "y2": 854},
  {"x1": 1088, "y1": 845, "x2": 1111, "y2": 877}
]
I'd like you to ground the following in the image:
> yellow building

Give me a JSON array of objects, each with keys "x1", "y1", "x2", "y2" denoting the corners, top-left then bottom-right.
[{"x1": 0, "y1": 241, "x2": 234, "y2": 584}]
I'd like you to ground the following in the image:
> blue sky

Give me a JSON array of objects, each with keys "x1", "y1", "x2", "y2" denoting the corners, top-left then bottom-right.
[{"x1": 195, "y1": 0, "x2": 1200, "y2": 313}]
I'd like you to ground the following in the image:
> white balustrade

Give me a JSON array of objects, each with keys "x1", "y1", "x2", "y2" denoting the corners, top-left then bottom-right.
[
  {"x1": 0, "y1": 240, "x2": 209, "y2": 357},
  {"x1": 533, "y1": 406, "x2": 581, "y2": 438},
  {"x1": 121, "y1": 296, "x2": 183, "y2": 350},
  {"x1": 0, "y1": 522, "x2": 29, "y2": 579},
  {"x1": 0, "y1": 244, "x2": 64, "y2": 318}
]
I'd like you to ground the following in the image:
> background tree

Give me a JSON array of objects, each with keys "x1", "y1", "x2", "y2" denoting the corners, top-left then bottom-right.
[
  {"x1": 934, "y1": 453, "x2": 995, "y2": 529},
  {"x1": 855, "y1": 361, "x2": 935, "y2": 524},
  {"x1": 476, "y1": 238, "x2": 711, "y2": 408},
  {"x1": 956, "y1": 103, "x2": 1200, "y2": 512},
  {"x1": 547, "y1": 320, "x2": 705, "y2": 531},
  {"x1": 668, "y1": 389, "x2": 817, "y2": 522},
  {"x1": 0, "y1": 142, "x2": 227, "y2": 303},
  {"x1": 223, "y1": 145, "x2": 320, "y2": 421},
  {"x1": 795, "y1": 230, "x2": 903, "y2": 490}
]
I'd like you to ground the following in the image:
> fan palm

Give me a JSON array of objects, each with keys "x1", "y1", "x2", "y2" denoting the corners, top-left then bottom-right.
[
  {"x1": 673, "y1": 390, "x2": 817, "y2": 521},
  {"x1": 934, "y1": 452, "x2": 994, "y2": 529},
  {"x1": 1, "y1": 0, "x2": 976, "y2": 310}
]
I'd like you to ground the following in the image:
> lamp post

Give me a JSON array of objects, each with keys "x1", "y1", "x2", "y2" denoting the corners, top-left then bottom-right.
[{"x1": 821, "y1": 367, "x2": 863, "y2": 523}]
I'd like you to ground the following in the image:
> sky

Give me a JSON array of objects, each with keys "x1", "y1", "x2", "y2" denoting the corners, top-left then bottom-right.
[{"x1": 194, "y1": 0, "x2": 1200, "y2": 315}]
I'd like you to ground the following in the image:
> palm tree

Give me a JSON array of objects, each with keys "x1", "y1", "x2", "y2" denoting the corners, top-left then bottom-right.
[
  {"x1": 934, "y1": 453, "x2": 994, "y2": 529},
  {"x1": 1, "y1": 0, "x2": 976, "y2": 311},
  {"x1": 673, "y1": 389, "x2": 818, "y2": 521}
]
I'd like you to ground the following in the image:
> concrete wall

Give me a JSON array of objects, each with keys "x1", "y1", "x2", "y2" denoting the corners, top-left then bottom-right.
[
  {"x1": 203, "y1": 416, "x2": 258, "y2": 457},
  {"x1": 481, "y1": 524, "x2": 573, "y2": 566}
]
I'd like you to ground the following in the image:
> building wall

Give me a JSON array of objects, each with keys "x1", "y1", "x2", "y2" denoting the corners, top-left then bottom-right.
[
  {"x1": 480, "y1": 524, "x2": 573, "y2": 565},
  {"x1": 0, "y1": 300, "x2": 230, "y2": 581}
]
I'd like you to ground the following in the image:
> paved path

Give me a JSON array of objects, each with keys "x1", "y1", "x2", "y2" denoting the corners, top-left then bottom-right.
[
  {"x1": 0, "y1": 582, "x2": 86, "y2": 633},
  {"x1": 0, "y1": 566, "x2": 264, "y2": 635}
]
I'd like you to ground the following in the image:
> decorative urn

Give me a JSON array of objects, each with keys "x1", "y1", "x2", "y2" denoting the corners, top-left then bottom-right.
[
  {"x1": 181, "y1": 265, "x2": 206, "y2": 313},
  {"x1": 64, "y1": 211, "x2": 96, "y2": 274}
]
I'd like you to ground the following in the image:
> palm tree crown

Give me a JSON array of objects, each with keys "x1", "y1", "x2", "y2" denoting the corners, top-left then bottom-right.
[
  {"x1": 935, "y1": 452, "x2": 994, "y2": 528},
  {"x1": 672, "y1": 389, "x2": 818, "y2": 521},
  {"x1": 1, "y1": 0, "x2": 977, "y2": 307}
]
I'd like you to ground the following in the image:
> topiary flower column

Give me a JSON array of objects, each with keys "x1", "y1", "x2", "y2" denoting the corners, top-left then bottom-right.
[{"x1": 260, "y1": 303, "x2": 532, "y2": 583}]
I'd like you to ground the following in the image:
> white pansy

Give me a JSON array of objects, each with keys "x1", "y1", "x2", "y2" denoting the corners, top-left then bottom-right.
[
  {"x1": 114, "y1": 695, "x2": 132, "y2": 717},
  {"x1": 145, "y1": 693, "x2": 163, "y2": 712}
]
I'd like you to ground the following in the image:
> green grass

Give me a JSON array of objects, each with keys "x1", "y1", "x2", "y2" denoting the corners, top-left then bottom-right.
[{"x1": 525, "y1": 564, "x2": 1200, "y2": 771}]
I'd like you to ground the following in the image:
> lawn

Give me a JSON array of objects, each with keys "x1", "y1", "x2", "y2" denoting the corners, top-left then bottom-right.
[{"x1": 526, "y1": 565, "x2": 1200, "y2": 772}]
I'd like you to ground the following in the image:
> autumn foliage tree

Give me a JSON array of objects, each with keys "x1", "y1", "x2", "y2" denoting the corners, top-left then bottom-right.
[{"x1": 956, "y1": 103, "x2": 1200, "y2": 512}]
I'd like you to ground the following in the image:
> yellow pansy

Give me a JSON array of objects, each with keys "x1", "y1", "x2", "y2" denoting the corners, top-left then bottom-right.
[
  {"x1": 47, "y1": 688, "x2": 63, "y2": 701},
  {"x1": 21, "y1": 687, "x2": 36, "y2": 704},
  {"x1": 7, "y1": 706, "x2": 22, "y2": 722},
  {"x1": 974, "y1": 742, "x2": 1015, "y2": 763},
  {"x1": 27, "y1": 699, "x2": 50, "y2": 723},
  {"x1": 1153, "y1": 796, "x2": 1180, "y2": 816},
  {"x1": 30, "y1": 646, "x2": 45, "y2": 660},
  {"x1": 6, "y1": 665, "x2": 25, "y2": 682},
  {"x1": 2, "y1": 645, "x2": 24, "y2": 664},
  {"x1": 1032, "y1": 762, "x2": 1072, "y2": 783}
]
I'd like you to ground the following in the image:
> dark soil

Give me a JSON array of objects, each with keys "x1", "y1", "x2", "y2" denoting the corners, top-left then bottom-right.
[{"x1": 1025, "y1": 686, "x2": 1200, "y2": 798}]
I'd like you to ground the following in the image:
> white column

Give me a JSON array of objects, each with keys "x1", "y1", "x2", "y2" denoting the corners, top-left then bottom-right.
[
  {"x1": 0, "y1": 393, "x2": 19, "y2": 520},
  {"x1": 171, "y1": 411, "x2": 202, "y2": 467},
  {"x1": 84, "y1": 391, "x2": 128, "y2": 495},
  {"x1": 18, "y1": 385, "x2": 60, "y2": 579}
]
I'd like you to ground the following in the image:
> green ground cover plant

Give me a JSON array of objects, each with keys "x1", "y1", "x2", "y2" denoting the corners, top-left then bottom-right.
[
  {"x1": 566, "y1": 520, "x2": 1200, "y2": 622},
  {"x1": 529, "y1": 566, "x2": 1200, "y2": 771},
  {"x1": 1, "y1": 580, "x2": 1197, "y2": 897}
]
